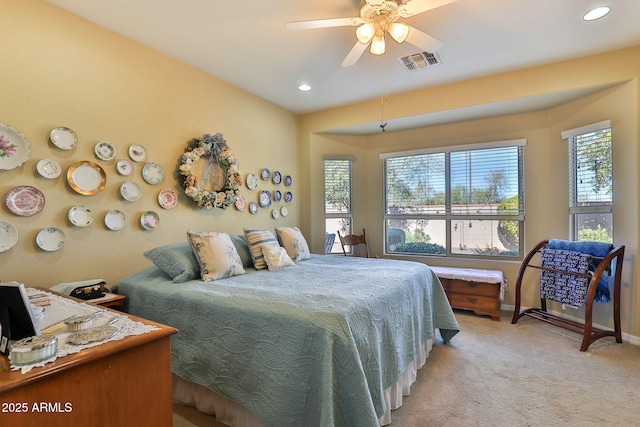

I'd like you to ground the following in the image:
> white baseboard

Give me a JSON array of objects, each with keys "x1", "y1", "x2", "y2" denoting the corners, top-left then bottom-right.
[{"x1": 500, "y1": 304, "x2": 639, "y2": 346}]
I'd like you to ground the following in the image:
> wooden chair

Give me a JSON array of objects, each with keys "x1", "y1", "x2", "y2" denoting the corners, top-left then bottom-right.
[{"x1": 337, "y1": 228, "x2": 370, "y2": 258}]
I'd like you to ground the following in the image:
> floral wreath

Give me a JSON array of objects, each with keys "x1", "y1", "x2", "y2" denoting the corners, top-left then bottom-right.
[{"x1": 178, "y1": 133, "x2": 243, "y2": 209}]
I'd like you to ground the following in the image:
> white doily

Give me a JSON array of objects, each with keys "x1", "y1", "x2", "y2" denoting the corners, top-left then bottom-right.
[{"x1": 10, "y1": 288, "x2": 159, "y2": 374}]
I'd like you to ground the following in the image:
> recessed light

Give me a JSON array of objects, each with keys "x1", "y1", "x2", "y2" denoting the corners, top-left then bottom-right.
[
  {"x1": 583, "y1": 6, "x2": 611, "y2": 21},
  {"x1": 297, "y1": 84, "x2": 312, "y2": 92}
]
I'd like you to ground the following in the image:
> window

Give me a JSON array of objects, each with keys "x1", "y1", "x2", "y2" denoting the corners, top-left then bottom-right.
[
  {"x1": 382, "y1": 140, "x2": 525, "y2": 258},
  {"x1": 562, "y1": 121, "x2": 613, "y2": 243},
  {"x1": 324, "y1": 158, "x2": 353, "y2": 253}
]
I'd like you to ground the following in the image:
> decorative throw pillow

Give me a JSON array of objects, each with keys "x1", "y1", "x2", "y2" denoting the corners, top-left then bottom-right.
[
  {"x1": 275, "y1": 227, "x2": 311, "y2": 261},
  {"x1": 230, "y1": 234, "x2": 253, "y2": 269},
  {"x1": 243, "y1": 228, "x2": 280, "y2": 270},
  {"x1": 262, "y1": 244, "x2": 296, "y2": 271},
  {"x1": 187, "y1": 230, "x2": 246, "y2": 281},
  {"x1": 144, "y1": 241, "x2": 200, "y2": 283}
]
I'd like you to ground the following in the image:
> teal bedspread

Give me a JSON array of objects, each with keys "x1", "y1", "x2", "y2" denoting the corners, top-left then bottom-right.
[{"x1": 113, "y1": 255, "x2": 459, "y2": 427}]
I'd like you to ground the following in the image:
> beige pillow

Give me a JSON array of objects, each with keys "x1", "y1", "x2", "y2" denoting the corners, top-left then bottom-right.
[
  {"x1": 187, "y1": 230, "x2": 246, "y2": 281},
  {"x1": 262, "y1": 244, "x2": 296, "y2": 271},
  {"x1": 275, "y1": 227, "x2": 311, "y2": 261},
  {"x1": 243, "y1": 228, "x2": 280, "y2": 270}
]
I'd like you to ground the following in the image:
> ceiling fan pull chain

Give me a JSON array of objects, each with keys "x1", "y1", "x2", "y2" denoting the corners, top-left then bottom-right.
[{"x1": 380, "y1": 52, "x2": 388, "y2": 132}]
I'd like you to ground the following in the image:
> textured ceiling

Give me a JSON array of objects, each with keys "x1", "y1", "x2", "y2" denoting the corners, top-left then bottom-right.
[{"x1": 45, "y1": 0, "x2": 640, "y2": 133}]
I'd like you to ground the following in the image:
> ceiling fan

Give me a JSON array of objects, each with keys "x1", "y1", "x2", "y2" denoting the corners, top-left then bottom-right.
[{"x1": 286, "y1": 0, "x2": 459, "y2": 67}]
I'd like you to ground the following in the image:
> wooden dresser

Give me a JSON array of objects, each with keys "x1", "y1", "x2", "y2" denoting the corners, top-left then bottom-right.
[
  {"x1": 430, "y1": 266, "x2": 505, "y2": 321},
  {"x1": 0, "y1": 299, "x2": 176, "y2": 427}
]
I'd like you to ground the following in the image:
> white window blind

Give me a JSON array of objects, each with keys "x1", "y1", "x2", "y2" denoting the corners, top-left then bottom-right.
[
  {"x1": 449, "y1": 145, "x2": 523, "y2": 216},
  {"x1": 324, "y1": 159, "x2": 352, "y2": 214},
  {"x1": 384, "y1": 152, "x2": 445, "y2": 215},
  {"x1": 570, "y1": 128, "x2": 613, "y2": 207}
]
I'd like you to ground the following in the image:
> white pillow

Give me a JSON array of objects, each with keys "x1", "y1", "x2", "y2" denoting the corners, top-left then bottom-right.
[
  {"x1": 275, "y1": 227, "x2": 311, "y2": 261},
  {"x1": 244, "y1": 228, "x2": 280, "y2": 270},
  {"x1": 187, "y1": 230, "x2": 246, "y2": 281},
  {"x1": 262, "y1": 244, "x2": 296, "y2": 271}
]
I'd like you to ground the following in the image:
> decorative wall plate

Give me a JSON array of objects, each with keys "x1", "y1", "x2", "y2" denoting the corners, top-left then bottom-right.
[
  {"x1": 234, "y1": 195, "x2": 247, "y2": 211},
  {"x1": 246, "y1": 173, "x2": 258, "y2": 190},
  {"x1": 260, "y1": 168, "x2": 270, "y2": 181},
  {"x1": 272, "y1": 171, "x2": 282, "y2": 185},
  {"x1": 116, "y1": 159, "x2": 134, "y2": 176},
  {"x1": 274, "y1": 190, "x2": 282, "y2": 202},
  {"x1": 271, "y1": 208, "x2": 280, "y2": 219},
  {"x1": 0, "y1": 220, "x2": 19, "y2": 252},
  {"x1": 142, "y1": 162, "x2": 164, "y2": 185},
  {"x1": 280, "y1": 206, "x2": 288, "y2": 217},
  {"x1": 5, "y1": 185, "x2": 46, "y2": 216},
  {"x1": 94, "y1": 141, "x2": 116, "y2": 161},
  {"x1": 249, "y1": 201, "x2": 258, "y2": 214},
  {"x1": 36, "y1": 227, "x2": 65, "y2": 251},
  {"x1": 128, "y1": 144, "x2": 147, "y2": 162},
  {"x1": 49, "y1": 127, "x2": 77, "y2": 150},
  {"x1": 259, "y1": 190, "x2": 272, "y2": 208},
  {"x1": 140, "y1": 211, "x2": 159, "y2": 230},
  {"x1": 105, "y1": 210, "x2": 126, "y2": 231},
  {"x1": 0, "y1": 123, "x2": 31, "y2": 170},
  {"x1": 284, "y1": 175, "x2": 292, "y2": 186},
  {"x1": 67, "y1": 161, "x2": 107, "y2": 195},
  {"x1": 285, "y1": 191, "x2": 293, "y2": 202},
  {"x1": 120, "y1": 181, "x2": 141, "y2": 201},
  {"x1": 37, "y1": 159, "x2": 62, "y2": 179},
  {"x1": 158, "y1": 188, "x2": 178, "y2": 209},
  {"x1": 68, "y1": 205, "x2": 94, "y2": 227}
]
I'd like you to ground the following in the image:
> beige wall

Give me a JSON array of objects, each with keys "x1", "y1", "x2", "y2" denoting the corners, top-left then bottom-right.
[
  {"x1": 0, "y1": 0, "x2": 299, "y2": 286},
  {"x1": 301, "y1": 47, "x2": 640, "y2": 337}
]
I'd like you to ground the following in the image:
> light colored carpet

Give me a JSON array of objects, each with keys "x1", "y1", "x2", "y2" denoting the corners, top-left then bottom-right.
[{"x1": 173, "y1": 310, "x2": 640, "y2": 426}]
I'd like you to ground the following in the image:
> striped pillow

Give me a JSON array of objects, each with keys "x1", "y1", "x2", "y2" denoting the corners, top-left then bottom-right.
[{"x1": 243, "y1": 228, "x2": 279, "y2": 270}]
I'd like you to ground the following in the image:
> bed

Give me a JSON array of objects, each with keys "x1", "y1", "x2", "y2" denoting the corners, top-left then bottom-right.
[{"x1": 113, "y1": 236, "x2": 459, "y2": 427}]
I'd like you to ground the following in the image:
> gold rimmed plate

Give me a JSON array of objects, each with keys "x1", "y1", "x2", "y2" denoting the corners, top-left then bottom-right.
[{"x1": 67, "y1": 161, "x2": 107, "y2": 195}]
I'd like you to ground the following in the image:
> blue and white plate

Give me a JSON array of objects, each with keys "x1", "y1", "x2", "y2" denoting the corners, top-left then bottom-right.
[
  {"x1": 259, "y1": 190, "x2": 272, "y2": 208},
  {"x1": 272, "y1": 171, "x2": 282, "y2": 185}
]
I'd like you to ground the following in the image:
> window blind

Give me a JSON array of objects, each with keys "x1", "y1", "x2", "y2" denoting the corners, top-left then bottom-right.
[
  {"x1": 569, "y1": 127, "x2": 612, "y2": 207},
  {"x1": 324, "y1": 159, "x2": 352, "y2": 214}
]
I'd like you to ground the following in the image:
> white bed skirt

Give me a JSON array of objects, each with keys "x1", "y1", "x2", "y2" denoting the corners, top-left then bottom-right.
[{"x1": 172, "y1": 338, "x2": 434, "y2": 426}]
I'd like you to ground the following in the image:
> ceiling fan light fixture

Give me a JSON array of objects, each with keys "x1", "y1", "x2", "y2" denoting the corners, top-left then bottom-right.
[
  {"x1": 388, "y1": 22, "x2": 409, "y2": 43},
  {"x1": 356, "y1": 23, "x2": 375, "y2": 43},
  {"x1": 370, "y1": 35, "x2": 386, "y2": 55}
]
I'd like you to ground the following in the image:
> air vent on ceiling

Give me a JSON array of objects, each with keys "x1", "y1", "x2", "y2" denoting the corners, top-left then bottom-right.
[{"x1": 397, "y1": 51, "x2": 442, "y2": 72}]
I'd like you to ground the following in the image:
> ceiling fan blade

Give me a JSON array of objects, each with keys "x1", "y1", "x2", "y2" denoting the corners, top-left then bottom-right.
[
  {"x1": 341, "y1": 41, "x2": 370, "y2": 67},
  {"x1": 286, "y1": 17, "x2": 362, "y2": 31},
  {"x1": 398, "y1": 0, "x2": 459, "y2": 18},
  {"x1": 405, "y1": 25, "x2": 444, "y2": 52}
]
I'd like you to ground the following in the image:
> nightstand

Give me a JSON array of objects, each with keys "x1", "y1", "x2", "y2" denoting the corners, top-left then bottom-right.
[{"x1": 88, "y1": 292, "x2": 126, "y2": 308}]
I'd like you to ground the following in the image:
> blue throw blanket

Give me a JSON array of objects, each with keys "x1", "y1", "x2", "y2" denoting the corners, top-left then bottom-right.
[{"x1": 548, "y1": 239, "x2": 613, "y2": 302}]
